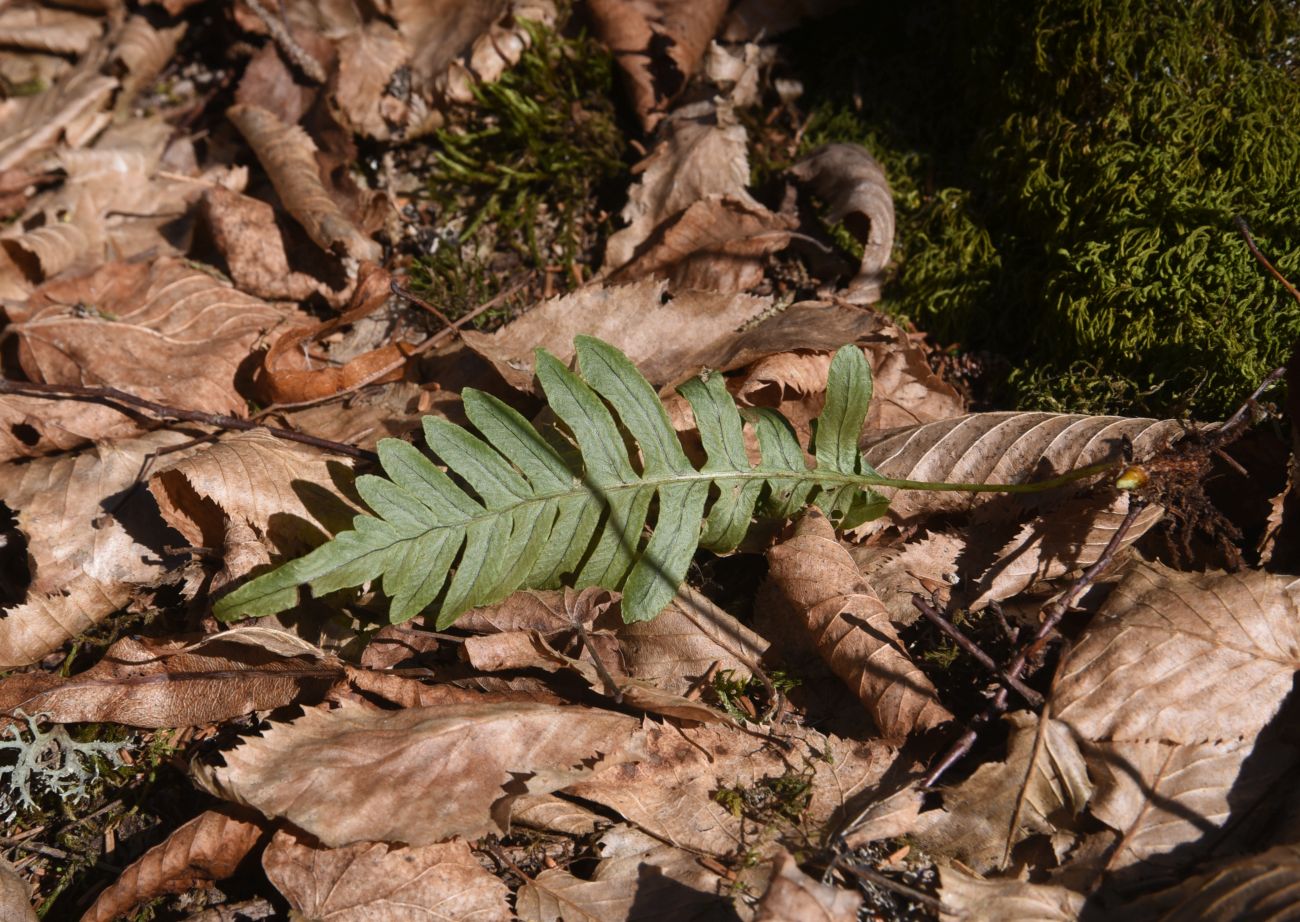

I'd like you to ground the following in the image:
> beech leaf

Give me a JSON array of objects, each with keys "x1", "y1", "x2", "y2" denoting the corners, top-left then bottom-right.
[
  {"x1": 193, "y1": 700, "x2": 642, "y2": 847},
  {"x1": 262, "y1": 830, "x2": 511, "y2": 922}
]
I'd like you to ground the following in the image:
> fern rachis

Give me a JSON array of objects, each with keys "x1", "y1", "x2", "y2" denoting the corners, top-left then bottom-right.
[{"x1": 212, "y1": 337, "x2": 1113, "y2": 627}]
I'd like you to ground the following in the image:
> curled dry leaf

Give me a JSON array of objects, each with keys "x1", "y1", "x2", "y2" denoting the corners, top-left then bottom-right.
[
  {"x1": 851, "y1": 531, "x2": 966, "y2": 626},
  {"x1": 755, "y1": 850, "x2": 863, "y2": 922},
  {"x1": 228, "y1": 103, "x2": 382, "y2": 263},
  {"x1": 0, "y1": 67, "x2": 116, "y2": 173},
  {"x1": 937, "y1": 865, "x2": 1084, "y2": 922},
  {"x1": 911, "y1": 710, "x2": 1094, "y2": 873},
  {"x1": 194, "y1": 700, "x2": 642, "y2": 846},
  {"x1": 860, "y1": 412, "x2": 1186, "y2": 527},
  {"x1": 2, "y1": 124, "x2": 199, "y2": 292},
  {"x1": 607, "y1": 193, "x2": 797, "y2": 293},
  {"x1": 253, "y1": 264, "x2": 413, "y2": 405},
  {"x1": 80, "y1": 806, "x2": 265, "y2": 922},
  {"x1": 1053, "y1": 561, "x2": 1300, "y2": 743},
  {"x1": 790, "y1": 144, "x2": 895, "y2": 303},
  {"x1": 516, "y1": 824, "x2": 736, "y2": 922},
  {"x1": 587, "y1": 0, "x2": 731, "y2": 131},
  {"x1": 462, "y1": 279, "x2": 773, "y2": 392},
  {"x1": 199, "y1": 186, "x2": 348, "y2": 304},
  {"x1": 764, "y1": 510, "x2": 952, "y2": 737},
  {"x1": 149, "y1": 429, "x2": 360, "y2": 586},
  {"x1": 1114, "y1": 844, "x2": 1300, "y2": 922},
  {"x1": 0, "y1": 629, "x2": 342, "y2": 728},
  {"x1": 0, "y1": 856, "x2": 35, "y2": 922},
  {"x1": 603, "y1": 102, "x2": 755, "y2": 273},
  {"x1": 262, "y1": 830, "x2": 510, "y2": 922},
  {"x1": 113, "y1": 16, "x2": 188, "y2": 102},
  {"x1": 0, "y1": 429, "x2": 197, "y2": 670}
]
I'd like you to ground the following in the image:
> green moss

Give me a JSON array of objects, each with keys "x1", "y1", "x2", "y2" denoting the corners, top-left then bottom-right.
[
  {"x1": 409, "y1": 19, "x2": 627, "y2": 326},
  {"x1": 792, "y1": 0, "x2": 1300, "y2": 417}
]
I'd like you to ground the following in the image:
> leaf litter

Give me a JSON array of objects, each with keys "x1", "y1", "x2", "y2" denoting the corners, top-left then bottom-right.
[{"x1": 0, "y1": 2, "x2": 1295, "y2": 920}]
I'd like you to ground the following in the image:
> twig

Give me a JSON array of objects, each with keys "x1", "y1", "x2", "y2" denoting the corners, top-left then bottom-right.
[
  {"x1": 1235, "y1": 216, "x2": 1300, "y2": 307},
  {"x1": 0, "y1": 379, "x2": 377, "y2": 462},
  {"x1": 1218, "y1": 365, "x2": 1285, "y2": 439},
  {"x1": 392, "y1": 280, "x2": 457, "y2": 331},
  {"x1": 243, "y1": 0, "x2": 327, "y2": 83},
  {"x1": 923, "y1": 498, "x2": 1148, "y2": 788},
  {"x1": 911, "y1": 596, "x2": 1043, "y2": 707}
]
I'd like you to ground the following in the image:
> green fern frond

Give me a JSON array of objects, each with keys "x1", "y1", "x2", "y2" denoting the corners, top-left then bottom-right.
[{"x1": 213, "y1": 337, "x2": 1011, "y2": 627}]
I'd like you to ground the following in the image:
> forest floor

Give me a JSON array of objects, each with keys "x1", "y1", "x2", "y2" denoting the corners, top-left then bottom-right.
[{"x1": 1, "y1": 2, "x2": 1299, "y2": 921}]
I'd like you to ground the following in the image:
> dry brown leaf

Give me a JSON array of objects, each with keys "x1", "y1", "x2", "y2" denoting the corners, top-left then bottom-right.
[
  {"x1": 567, "y1": 721, "x2": 899, "y2": 857},
  {"x1": 332, "y1": 23, "x2": 411, "y2": 138},
  {"x1": 851, "y1": 531, "x2": 965, "y2": 626},
  {"x1": 607, "y1": 194, "x2": 796, "y2": 293},
  {"x1": 731, "y1": 337, "x2": 963, "y2": 461},
  {"x1": 113, "y1": 15, "x2": 187, "y2": 102},
  {"x1": 603, "y1": 103, "x2": 753, "y2": 272},
  {"x1": 840, "y1": 783, "x2": 924, "y2": 848},
  {"x1": 1052, "y1": 561, "x2": 1300, "y2": 744},
  {"x1": 458, "y1": 589, "x2": 591, "y2": 634},
  {"x1": 1084, "y1": 737, "x2": 1295, "y2": 879},
  {"x1": 262, "y1": 830, "x2": 511, "y2": 922},
  {"x1": 0, "y1": 5, "x2": 103, "y2": 55},
  {"x1": 0, "y1": 629, "x2": 341, "y2": 728},
  {"x1": 4, "y1": 258, "x2": 290, "y2": 453},
  {"x1": 1114, "y1": 844, "x2": 1300, "y2": 922},
  {"x1": 0, "y1": 393, "x2": 141, "y2": 461},
  {"x1": 194, "y1": 700, "x2": 642, "y2": 846},
  {"x1": 764, "y1": 510, "x2": 952, "y2": 737},
  {"x1": 587, "y1": 0, "x2": 730, "y2": 131},
  {"x1": 149, "y1": 429, "x2": 359, "y2": 574},
  {"x1": 937, "y1": 865, "x2": 1084, "y2": 922},
  {"x1": 462, "y1": 279, "x2": 773, "y2": 392},
  {"x1": 860, "y1": 412, "x2": 1186, "y2": 528},
  {"x1": 0, "y1": 429, "x2": 196, "y2": 669},
  {"x1": 911, "y1": 711, "x2": 1093, "y2": 872},
  {"x1": 611, "y1": 586, "x2": 769, "y2": 696},
  {"x1": 1, "y1": 123, "x2": 201, "y2": 292},
  {"x1": 0, "y1": 856, "x2": 36, "y2": 922},
  {"x1": 254, "y1": 264, "x2": 418, "y2": 404},
  {"x1": 790, "y1": 144, "x2": 894, "y2": 304},
  {"x1": 80, "y1": 806, "x2": 265, "y2": 922},
  {"x1": 511, "y1": 794, "x2": 604, "y2": 836},
  {"x1": 755, "y1": 850, "x2": 863, "y2": 922},
  {"x1": 538, "y1": 631, "x2": 732, "y2": 723},
  {"x1": 433, "y1": 1, "x2": 558, "y2": 106},
  {"x1": 0, "y1": 66, "x2": 116, "y2": 173},
  {"x1": 228, "y1": 103, "x2": 382, "y2": 263},
  {"x1": 516, "y1": 824, "x2": 735, "y2": 922},
  {"x1": 199, "y1": 186, "x2": 348, "y2": 304},
  {"x1": 967, "y1": 493, "x2": 1164, "y2": 609}
]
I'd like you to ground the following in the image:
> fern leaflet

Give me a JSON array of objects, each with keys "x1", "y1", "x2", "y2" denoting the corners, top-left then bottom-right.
[{"x1": 212, "y1": 337, "x2": 1071, "y2": 627}]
